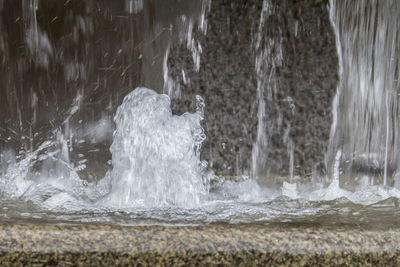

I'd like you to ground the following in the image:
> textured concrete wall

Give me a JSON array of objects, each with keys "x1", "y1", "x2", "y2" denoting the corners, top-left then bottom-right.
[{"x1": 169, "y1": 0, "x2": 338, "y2": 177}]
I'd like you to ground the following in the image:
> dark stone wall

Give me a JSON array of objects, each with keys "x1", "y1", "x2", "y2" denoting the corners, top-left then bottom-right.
[{"x1": 169, "y1": 0, "x2": 338, "y2": 177}]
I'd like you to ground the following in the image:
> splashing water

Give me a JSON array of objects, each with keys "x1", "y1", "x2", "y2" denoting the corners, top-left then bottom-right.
[
  {"x1": 1, "y1": 87, "x2": 400, "y2": 226},
  {"x1": 0, "y1": 88, "x2": 210, "y2": 209},
  {"x1": 103, "y1": 88, "x2": 209, "y2": 207},
  {"x1": 2, "y1": 1, "x2": 400, "y2": 227}
]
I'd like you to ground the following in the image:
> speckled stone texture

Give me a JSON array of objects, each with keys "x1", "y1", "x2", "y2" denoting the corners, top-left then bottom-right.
[
  {"x1": 0, "y1": 223, "x2": 399, "y2": 266},
  {"x1": 169, "y1": 0, "x2": 338, "y2": 177}
]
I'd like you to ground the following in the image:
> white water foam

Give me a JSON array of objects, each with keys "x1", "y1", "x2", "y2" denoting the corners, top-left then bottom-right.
[
  {"x1": 0, "y1": 88, "x2": 210, "y2": 210},
  {"x1": 1, "y1": 88, "x2": 400, "y2": 214},
  {"x1": 103, "y1": 87, "x2": 209, "y2": 208}
]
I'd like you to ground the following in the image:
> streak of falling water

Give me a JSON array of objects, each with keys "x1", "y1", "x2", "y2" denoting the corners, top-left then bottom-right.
[
  {"x1": 327, "y1": 0, "x2": 400, "y2": 187},
  {"x1": 251, "y1": 0, "x2": 284, "y2": 182},
  {"x1": 162, "y1": 0, "x2": 211, "y2": 99}
]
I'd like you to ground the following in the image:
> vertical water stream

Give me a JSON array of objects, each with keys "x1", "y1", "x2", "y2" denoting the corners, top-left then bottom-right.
[
  {"x1": 327, "y1": 0, "x2": 400, "y2": 188},
  {"x1": 251, "y1": 0, "x2": 284, "y2": 182}
]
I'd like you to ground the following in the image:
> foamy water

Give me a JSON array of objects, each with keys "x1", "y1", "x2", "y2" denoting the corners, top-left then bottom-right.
[{"x1": 0, "y1": 88, "x2": 399, "y2": 227}]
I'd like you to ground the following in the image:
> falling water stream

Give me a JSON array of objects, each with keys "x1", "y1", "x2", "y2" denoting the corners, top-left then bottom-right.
[
  {"x1": 326, "y1": 0, "x2": 400, "y2": 189},
  {"x1": 0, "y1": 0, "x2": 400, "y2": 227}
]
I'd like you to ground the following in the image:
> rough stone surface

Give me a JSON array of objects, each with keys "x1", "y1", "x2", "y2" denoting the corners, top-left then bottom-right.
[
  {"x1": 169, "y1": 0, "x2": 338, "y2": 177},
  {"x1": 0, "y1": 223, "x2": 399, "y2": 266}
]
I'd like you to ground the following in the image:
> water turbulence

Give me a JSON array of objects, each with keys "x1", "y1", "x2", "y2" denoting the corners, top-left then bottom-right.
[
  {"x1": 0, "y1": 88, "x2": 209, "y2": 209},
  {"x1": 104, "y1": 88, "x2": 209, "y2": 207},
  {"x1": 1, "y1": 0, "x2": 400, "y2": 227}
]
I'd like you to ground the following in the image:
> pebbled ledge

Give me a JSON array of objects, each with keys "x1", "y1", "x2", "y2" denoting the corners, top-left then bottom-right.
[{"x1": 0, "y1": 223, "x2": 399, "y2": 266}]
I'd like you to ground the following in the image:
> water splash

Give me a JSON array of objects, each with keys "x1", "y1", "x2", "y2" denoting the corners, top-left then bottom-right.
[
  {"x1": 1, "y1": 85, "x2": 400, "y2": 222},
  {"x1": 2, "y1": 1, "x2": 400, "y2": 226},
  {"x1": 103, "y1": 88, "x2": 209, "y2": 207},
  {"x1": 0, "y1": 88, "x2": 209, "y2": 209}
]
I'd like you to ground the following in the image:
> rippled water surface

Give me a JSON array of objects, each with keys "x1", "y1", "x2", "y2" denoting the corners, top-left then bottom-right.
[
  {"x1": 1, "y1": 194, "x2": 400, "y2": 229},
  {"x1": 1, "y1": 88, "x2": 400, "y2": 228}
]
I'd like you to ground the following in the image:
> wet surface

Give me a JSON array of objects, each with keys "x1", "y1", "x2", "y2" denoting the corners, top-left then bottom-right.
[{"x1": 1, "y1": 195, "x2": 399, "y2": 229}]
